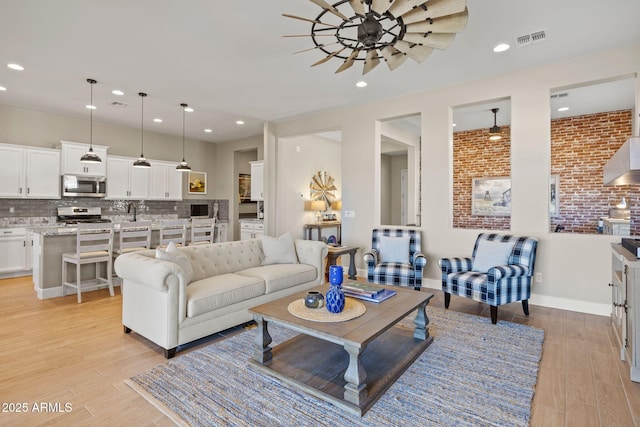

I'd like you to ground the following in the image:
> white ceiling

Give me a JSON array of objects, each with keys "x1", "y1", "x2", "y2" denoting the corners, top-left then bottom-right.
[{"x1": 0, "y1": 0, "x2": 638, "y2": 144}]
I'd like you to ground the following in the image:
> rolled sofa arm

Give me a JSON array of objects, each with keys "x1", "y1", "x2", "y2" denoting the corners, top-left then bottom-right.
[
  {"x1": 114, "y1": 251, "x2": 188, "y2": 292},
  {"x1": 294, "y1": 239, "x2": 328, "y2": 284}
]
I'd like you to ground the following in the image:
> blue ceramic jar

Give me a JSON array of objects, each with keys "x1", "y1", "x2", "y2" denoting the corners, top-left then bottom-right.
[{"x1": 326, "y1": 265, "x2": 345, "y2": 313}]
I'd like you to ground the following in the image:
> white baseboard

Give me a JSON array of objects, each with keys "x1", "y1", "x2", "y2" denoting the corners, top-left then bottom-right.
[{"x1": 35, "y1": 280, "x2": 121, "y2": 300}]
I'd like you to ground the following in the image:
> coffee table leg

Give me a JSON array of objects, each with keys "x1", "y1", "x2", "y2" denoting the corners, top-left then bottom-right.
[
  {"x1": 347, "y1": 251, "x2": 357, "y2": 279},
  {"x1": 343, "y1": 343, "x2": 367, "y2": 406},
  {"x1": 413, "y1": 300, "x2": 430, "y2": 341},
  {"x1": 253, "y1": 315, "x2": 273, "y2": 364}
]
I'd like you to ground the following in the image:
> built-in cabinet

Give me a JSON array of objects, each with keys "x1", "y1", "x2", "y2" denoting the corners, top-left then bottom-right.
[
  {"x1": 60, "y1": 140, "x2": 108, "y2": 176},
  {"x1": 106, "y1": 156, "x2": 151, "y2": 199},
  {"x1": 611, "y1": 244, "x2": 640, "y2": 382},
  {"x1": 0, "y1": 144, "x2": 60, "y2": 199},
  {"x1": 0, "y1": 228, "x2": 30, "y2": 276},
  {"x1": 150, "y1": 161, "x2": 183, "y2": 200},
  {"x1": 216, "y1": 223, "x2": 228, "y2": 243},
  {"x1": 240, "y1": 220, "x2": 264, "y2": 240},
  {"x1": 250, "y1": 161, "x2": 264, "y2": 201}
]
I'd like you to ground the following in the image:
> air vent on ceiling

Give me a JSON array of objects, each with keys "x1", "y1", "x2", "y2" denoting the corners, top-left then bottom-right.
[
  {"x1": 550, "y1": 92, "x2": 569, "y2": 99},
  {"x1": 515, "y1": 29, "x2": 547, "y2": 48},
  {"x1": 110, "y1": 101, "x2": 128, "y2": 107}
]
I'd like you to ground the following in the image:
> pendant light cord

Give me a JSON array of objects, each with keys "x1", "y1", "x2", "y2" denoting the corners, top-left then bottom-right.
[
  {"x1": 139, "y1": 92, "x2": 147, "y2": 157},
  {"x1": 90, "y1": 84, "x2": 93, "y2": 149},
  {"x1": 181, "y1": 103, "x2": 188, "y2": 162}
]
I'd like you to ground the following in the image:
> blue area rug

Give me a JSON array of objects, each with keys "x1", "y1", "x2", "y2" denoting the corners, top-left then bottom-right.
[{"x1": 127, "y1": 306, "x2": 544, "y2": 426}]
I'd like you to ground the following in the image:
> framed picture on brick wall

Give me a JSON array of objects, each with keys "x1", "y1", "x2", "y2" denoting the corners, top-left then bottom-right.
[
  {"x1": 472, "y1": 177, "x2": 511, "y2": 216},
  {"x1": 550, "y1": 175, "x2": 559, "y2": 217}
]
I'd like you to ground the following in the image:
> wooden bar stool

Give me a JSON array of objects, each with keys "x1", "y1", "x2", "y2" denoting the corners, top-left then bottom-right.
[
  {"x1": 190, "y1": 218, "x2": 216, "y2": 245},
  {"x1": 62, "y1": 223, "x2": 115, "y2": 303},
  {"x1": 116, "y1": 221, "x2": 152, "y2": 254},
  {"x1": 158, "y1": 219, "x2": 187, "y2": 248}
]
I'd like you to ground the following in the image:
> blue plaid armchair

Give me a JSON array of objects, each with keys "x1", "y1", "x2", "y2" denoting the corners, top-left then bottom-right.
[
  {"x1": 439, "y1": 233, "x2": 538, "y2": 324},
  {"x1": 363, "y1": 228, "x2": 426, "y2": 290}
]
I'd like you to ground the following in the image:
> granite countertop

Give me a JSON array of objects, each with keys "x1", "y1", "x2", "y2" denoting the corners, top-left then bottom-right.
[{"x1": 28, "y1": 219, "x2": 228, "y2": 236}]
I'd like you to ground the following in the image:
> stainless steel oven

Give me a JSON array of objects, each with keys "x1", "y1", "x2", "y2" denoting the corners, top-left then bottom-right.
[{"x1": 61, "y1": 175, "x2": 107, "y2": 198}]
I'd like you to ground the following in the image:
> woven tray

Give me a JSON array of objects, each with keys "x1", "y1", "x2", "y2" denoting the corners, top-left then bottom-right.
[{"x1": 287, "y1": 298, "x2": 366, "y2": 323}]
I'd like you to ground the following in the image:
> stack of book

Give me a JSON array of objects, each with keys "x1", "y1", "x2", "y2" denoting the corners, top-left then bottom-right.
[{"x1": 341, "y1": 282, "x2": 396, "y2": 303}]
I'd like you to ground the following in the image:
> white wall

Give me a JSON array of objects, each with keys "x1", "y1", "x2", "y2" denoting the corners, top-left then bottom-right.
[
  {"x1": 270, "y1": 43, "x2": 640, "y2": 315},
  {"x1": 275, "y1": 134, "x2": 341, "y2": 240}
]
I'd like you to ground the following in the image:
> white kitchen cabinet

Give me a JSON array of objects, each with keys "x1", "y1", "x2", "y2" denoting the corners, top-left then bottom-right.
[
  {"x1": 250, "y1": 161, "x2": 264, "y2": 201},
  {"x1": 150, "y1": 161, "x2": 183, "y2": 200},
  {"x1": 0, "y1": 144, "x2": 60, "y2": 199},
  {"x1": 0, "y1": 228, "x2": 29, "y2": 276},
  {"x1": 215, "y1": 223, "x2": 228, "y2": 243},
  {"x1": 60, "y1": 140, "x2": 108, "y2": 176},
  {"x1": 106, "y1": 156, "x2": 150, "y2": 199},
  {"x1": 611, "y1": 244, "x2": 640, "y2": 382},
  {"x1": 240, "y1": 220, "x2": 264, "y2": 240}
]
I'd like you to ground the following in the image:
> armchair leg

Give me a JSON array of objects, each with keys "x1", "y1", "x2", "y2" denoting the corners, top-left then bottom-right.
[
  {"x1": 490, "y1": 306, "x2": 498, "y2": 324},
  {"x1": 522, "y1": 299, "x2": 530, "y2": 316},
  {"x1": 164, "y1": 348, "x2": 177, "y2": 359},
  {"x1": 444, "y1": 292, "x2": 451, "y2": 309}
]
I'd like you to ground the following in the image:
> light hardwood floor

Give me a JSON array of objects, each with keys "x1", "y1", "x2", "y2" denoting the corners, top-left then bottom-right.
[{"x1": 0, "y1": 275, "x2": 639, "y2": 426}]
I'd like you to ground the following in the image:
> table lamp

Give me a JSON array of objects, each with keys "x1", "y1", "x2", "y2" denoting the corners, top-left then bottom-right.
[{"x1": 309, "y1": 200, "x2": 325, "y2": 223}]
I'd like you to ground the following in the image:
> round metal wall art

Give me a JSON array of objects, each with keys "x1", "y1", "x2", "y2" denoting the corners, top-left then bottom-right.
[{"x1": 310, "y1": 170, "x2": 337, "y2": 210}]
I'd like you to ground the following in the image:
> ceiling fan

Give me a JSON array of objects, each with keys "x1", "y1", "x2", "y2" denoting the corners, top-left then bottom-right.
[{"x1": 284, "y1": 0, "x2": 469, "y2": 75}]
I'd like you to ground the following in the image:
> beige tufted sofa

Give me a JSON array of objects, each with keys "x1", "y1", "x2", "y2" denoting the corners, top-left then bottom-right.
[{"x1": 114, "y1": 238, "x2": 327, "y2": 358}]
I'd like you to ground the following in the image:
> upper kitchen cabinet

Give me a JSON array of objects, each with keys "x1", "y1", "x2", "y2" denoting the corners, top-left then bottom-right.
[
  {"x1": 149, "y1": 161, "x2": 183, "y2": 200},
  {"x1": 250, "y1": 160, "x2": 264, "y2": 201},
  {"x1": 0, "y1": 143, "x2": 60, "y2": 199},
  {"x1": 106, "y1": 156, "x2": 150, "y2": 200},
  {"x1": 60, "y1": 140, "x2": 108, "y2": 177}
]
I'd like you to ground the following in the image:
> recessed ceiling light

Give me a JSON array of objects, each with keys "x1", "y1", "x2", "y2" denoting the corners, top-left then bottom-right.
[
  {"x1": 452, "y1": 123, "x2": 457, "y2": 127},
  {"x1": 85, "y1": 104, "x2": 96, "y2": 110},
  {"x1": 153, "y1": 118, "x2": 162, "y2": 123},
  {"x1": 7, "y1": 63, "x2": 24, "y2": 71},
  {"x1": 0, "y1": 86, "x2": 6, "y2": 91},
  {"x1": 493, "y1": 43, "x2": 510, "y2": 53},
  {"x1": 356, "y1": 81, "x2": 367, "y2": 88},
  {"x1": 204, "y1": 129, "x2": 213, "y2": 133},
  {"x1": 112, "y1": 89, "x2": 124, "y2": 96},
  {"x1": 236, "y1": 120, "x2": 245, "y2": 125},
  {"x1": 558, "y1": 107, "x2": 570, "y2": 112},
  {"x1": 184, "y1": 107, "x2": 194, "y2": 112}
]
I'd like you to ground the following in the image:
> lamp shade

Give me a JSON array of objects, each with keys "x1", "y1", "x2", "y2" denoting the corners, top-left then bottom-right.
[
  {"x1": 331, "y1": 200, "x2": 342, "y2": 210},
  {"x1": 309, "y1": 200, "x2": 325, "y2": 211}
]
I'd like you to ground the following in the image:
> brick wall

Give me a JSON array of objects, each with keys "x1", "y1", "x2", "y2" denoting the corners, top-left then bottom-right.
[
  {"x1": 453, "y1": 126, "x2": 511, "y2": 229},
  {"x1": 452, "y1": 110, "x2": 634, "y2": 233},
  {"x1": 550, "y1": 110, "x2": 634, "y2": 234}
]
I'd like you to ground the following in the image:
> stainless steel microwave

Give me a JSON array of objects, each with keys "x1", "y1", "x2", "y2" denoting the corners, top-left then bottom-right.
[{"x1": 61, "y1": 175, "x2": 107, "y2": 198}]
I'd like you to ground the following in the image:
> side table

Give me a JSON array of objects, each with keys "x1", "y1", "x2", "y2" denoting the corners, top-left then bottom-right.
[{"x1": 326, "y1": 245, "x2": 359, "y2": 280}]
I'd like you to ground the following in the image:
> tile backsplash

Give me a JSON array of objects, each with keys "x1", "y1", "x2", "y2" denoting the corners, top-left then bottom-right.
[{"x1": 0, "y1": 198, "x2": 229, "y2": 227}]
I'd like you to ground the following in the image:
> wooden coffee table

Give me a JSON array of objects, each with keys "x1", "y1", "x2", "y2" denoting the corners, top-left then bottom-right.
[{"x1": 248, "y1": 284, "x2": 434, "y2": 416}]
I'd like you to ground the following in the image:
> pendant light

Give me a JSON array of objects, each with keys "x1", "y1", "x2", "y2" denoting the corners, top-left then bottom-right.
[
  {"x1": 133, "y1": 92, "x2": 151, "y2": 168},
  {"x1": 80, "y1": 78, "x2": 102, "y2": 163},
  {"x1": 489, "y1": 108, "x2": 502, "y2": 141},
  {"x1": 176, "y1": 103, "x2": 191, "y2": 172}
]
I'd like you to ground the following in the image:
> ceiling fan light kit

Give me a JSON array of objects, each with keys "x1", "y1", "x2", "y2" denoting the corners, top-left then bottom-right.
[
  {"x1": 284, "y1": 0, "x2": 468, "y2": 74},
  {"x1": 489, "y1": 107, "x2": 502, "y2": 141},
  {"x1": 80, "y1": 78, "x2": 102, "y2": 164}
]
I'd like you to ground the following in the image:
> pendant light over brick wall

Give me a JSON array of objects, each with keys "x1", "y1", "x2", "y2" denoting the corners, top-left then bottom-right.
[
  {"x1": 176, "y1": 103, "x2": 191, "y2": 172},
  {"x1": 489, "y1": 108, "x2": 502, "y2": 141},
  {"x1": 80, "y1": 78, "x2": 102, "y2": 163},
  {"x1": 133, "y1": 92, "x2": 151, "y2": 168}
]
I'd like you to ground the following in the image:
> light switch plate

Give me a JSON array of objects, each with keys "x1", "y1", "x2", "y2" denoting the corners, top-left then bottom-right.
[{"x1": 344, "y1": 210, "x2": 355, "y2": 218}]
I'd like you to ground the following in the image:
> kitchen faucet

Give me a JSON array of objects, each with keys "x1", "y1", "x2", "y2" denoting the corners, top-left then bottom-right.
[{"x1": 127, "y1": 203, "x2": 137, "y2": 222}]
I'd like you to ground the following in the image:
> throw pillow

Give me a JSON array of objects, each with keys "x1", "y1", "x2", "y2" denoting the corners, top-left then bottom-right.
[
  {"x1": 472, "y1": 239, "x2": 515, "y2": 273},
  {"x1": 156, "y1": 241, "x2": 195, "y2": 284},
  {"x1": 261, "y1": 233, "x2": 299, "y2": 265},
  {"x1": 378, "y1": 235, "x2": 411, "y2": 264}
]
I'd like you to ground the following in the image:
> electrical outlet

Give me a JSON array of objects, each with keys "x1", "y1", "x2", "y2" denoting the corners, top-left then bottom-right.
[
  {"x1": 344, "y1": 210, "x2": 356, "y2": 218},
  {"x1": 535, "y1": 272, "x2": 542, "y2": 283}
]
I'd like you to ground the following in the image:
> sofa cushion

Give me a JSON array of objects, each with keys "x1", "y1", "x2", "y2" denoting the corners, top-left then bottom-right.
[
  {"x1": 379, "y1": 235, "x2": 411, "y2": 264},
  {"x1": 236, "y1": 263, "x2": 317, "y2": 294},
  {"x1": 261, "y1": 233, "x2": 299, "y2": 265},
  {"x1": 156, "y1": 241, "x2": 194, "y2": 284},
  {"x1": 472, "y1": 239, "x2": 515, "y2": 273},
  {"x1": 186, "y1": 273, "x2": 265, "y2": 317}
]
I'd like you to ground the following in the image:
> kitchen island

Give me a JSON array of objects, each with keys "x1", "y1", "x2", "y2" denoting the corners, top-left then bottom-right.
[{"x1": 30, "y1": 220, "x2": 228, "y2": 299}]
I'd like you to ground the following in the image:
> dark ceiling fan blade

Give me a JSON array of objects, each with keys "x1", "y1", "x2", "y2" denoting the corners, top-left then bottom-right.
[
  {"x1": 362, "y1": 49, "x2": 381, "y2": 74},
  {"x1": 401, "y1": 32, "x2": 456, "y2": 49},
  {"x1": 348, "y1": 0, "x2": 365, "y2": 16},
  {"x1": 405, "y1": 9, "x2": 468, "y2": 33},
  {"x1": 292, "y1": 42, "x2": 340, "y2": 54},
  {"x1": 401, "y1": 0, "x2": 466, "y2": 23},
  {"x1": 380, "y1": 45, "x2": 408, "y2": 71},
  {"x1": 309, "y1": 0, "x2": 350, "y2": 21},
  {"x1": 311, "y1": 47, "x2": 347, "y2": 67},
  {"x1": 282, "y1": 13, "x2": 341, "y2": 28},
  {"x1": 371, "y1": 0, "x2": 395, "y2": 14},
  {"x1": 393, "y1": 40, "x2": 433, "y2": 63},
  {"x1": 335, "y1": 49, "x2": 360, "y2": 73},
  {"x1": 387, "y1": 0, "x2": 425, "y2": 18},
  {"x1": 283, "y1": 34, "x2": 335, "y2": 37}
]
